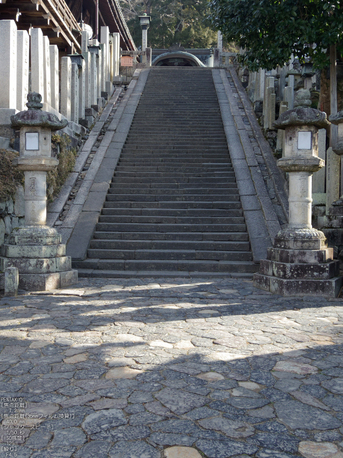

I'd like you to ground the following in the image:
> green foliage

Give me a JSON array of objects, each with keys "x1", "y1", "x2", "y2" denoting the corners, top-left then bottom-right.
[
  {"x1": 47, "y1": 134, "x2": 77, "y2": 202},
  {"x1": 120, "y1": 0, "x2": 217, "y2": 48},
  {"x1": 0, "y1": 150, "x2": 24, "y2": 201},
  {"x1": 208, "y1": 0, "x2": 343, "y2": 70}
]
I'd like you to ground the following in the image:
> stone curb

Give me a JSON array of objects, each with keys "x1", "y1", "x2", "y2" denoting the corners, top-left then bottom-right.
[
  {"x1": 65, "y1": 69, "x2": 151, "y2": 261},
  {"x1": 47, "y1": 87, "x2": 124, "y2": 227},
  {"x1": 228, "y1": 67, "x2": 289, "y2": 219},
  {"x1": 213, "y1": 68, "x2": 288, "y2": 262}
]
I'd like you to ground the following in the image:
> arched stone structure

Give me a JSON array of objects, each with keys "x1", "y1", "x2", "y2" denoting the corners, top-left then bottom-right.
[{"x1": 152, "y1": 51, "x2": 205, "y2": 67}]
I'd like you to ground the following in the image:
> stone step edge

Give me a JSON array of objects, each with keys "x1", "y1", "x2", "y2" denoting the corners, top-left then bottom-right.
[{"x1": 76, "y1": 269, "x2": 254, "y2": 278}]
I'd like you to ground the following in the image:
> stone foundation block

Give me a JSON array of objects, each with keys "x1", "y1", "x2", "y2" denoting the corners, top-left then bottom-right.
[
  {"x1": 85, "y1": 107, "x2": 97, "y2": 117},
  {"x1": 5, "y1": 267, "x2": 19, "y2": 296},
  {"x1": 253, "y1": 272, "x2": 270, "y2": 292},
  {"x1": 9, "y1": 228, "x2": 61, "y2": 246},
  {"x1": 267, "y1": 247, "x2": 334, "y2": 264},
  {"x1": 0, "y1": 255, "x2": 71, "y2": 274},
  {"x1": 269, "y1": 276, "x2": 343, "y2": 297},
  {"x1": 19, "y1": 270, "x2": 77, "y2": 291},
  {"x1": 1, "y1": 244, "x2": 66, "y2": 258},
  {"x1": 274, "y1": 237, "x2": 325, "y2": 250},
  {"x1": 268, "y1": 259, "x2": 340, "y2": 279},
  {"x1": 253, "y1": 273, "x2": 342, "y2": 297},
  {"x1": 259, "y1": 259, "x2": 273, "y2": 276},
  {"x1": 60, "y1": 269, "x2": 78, "y2": 288}
]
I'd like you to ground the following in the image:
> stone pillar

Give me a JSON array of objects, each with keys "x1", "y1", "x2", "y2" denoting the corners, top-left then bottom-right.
[
  {"x1": 326, "y1": 147, "x2": 340, "y2": 213},
  {"x1": 112, "y1": 33, "x2": 120, "y2": 77},
  {"x1": 42, "y1": 36, "x2": 51, "y2": 110},
  {"x1": 81, "y1": 30, "x2": 89, "y2": 54},
  {"x1": 323, "y1": 112, "x2": 343, "y2": 264},
  {"x1": 312, "y1": 129, "x2": 327, "y2": 205},
  {"x1": 258, "y1": 68, "x2": 265, "y2": 100},
  {"x1": 50, "y1": 45, "x2": 59, "y2": 112},
  {"x1": 31, "y1": 28, "x2": 44, "y2": 99},
  {"x1": 326, "y1": 112, "x2": 343, "y2": 213},
  {"x1": 263, "y1": 77, "x2": 275, "y2": 130},
  {"x1": 89, "y1": 47, "x2": 98, "y2": 106},
  {"x1": 276, "y1": 102, "x2": 288, "y2": 156},
  {"x1": 98, "y1": 44, "x2": 103, "y2": 98},
  {"x1": 1, "y1": 92, "x2": 78, "y2": 291},
  {"x1": 254, "y1": 104, "x2": 342, "y2": 297},
  {"x1": 284, "y1": 86, "x2": 294, "y2": 110},
  {"x1": 83, "y1": 52, "x2": 91, "y2": 108},
  {"x1": 100, "y1": 26, "x2": 110, "y2": 90},
  {"x1": 16, "y1": 30, "x2": 29, "y2": 112},
  {"x1": 217, "y1": 31, "x2": 223, "y2": 52},
  {"x1": 79, "y1": 58, "x2": 86, "y2": 121},
  {"x1": 61, "y1": 56, "x2": 71, "y2": 121},
  {"x1": 0, "y1": 20, "x2": 17, "y2": 124},
  {"x1": 213, "y1": 48, "x2": 220, "y2": 67},
  {"x1": 71, "y1": 62, "x2": 79, "y2": 124},
  {"x1": 254, "y1": 71, "x2": 260, "y2": 101},
  {"x1": 142, "y1": 28, "x2": 148, "y2": 51},
  {"x1": 246, "y1": 71, "x2": 256, "y2": 103}
]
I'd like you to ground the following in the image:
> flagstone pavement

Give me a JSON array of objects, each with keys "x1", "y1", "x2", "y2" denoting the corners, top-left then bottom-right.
[{"x1": 0, "y1": 276, "x2": 343, "y2": 458}]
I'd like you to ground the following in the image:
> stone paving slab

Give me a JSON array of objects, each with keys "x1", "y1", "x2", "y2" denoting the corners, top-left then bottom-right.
[{"x1": 0, "y1": 277, "x2": 343, "y2": 457}]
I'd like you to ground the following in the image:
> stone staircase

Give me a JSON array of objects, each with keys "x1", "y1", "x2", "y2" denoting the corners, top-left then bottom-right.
[{"x1": 75, "y1": 68, "x2": 258, "y2": 276}]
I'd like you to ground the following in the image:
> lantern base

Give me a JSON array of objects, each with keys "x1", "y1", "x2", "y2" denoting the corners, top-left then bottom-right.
[
  {"x1": 274, "y1": 227, "x2": 327, "y2": 250},
  {"x1": 253, "y1": 244, "x2": 342, "y2": 297},
  {"x1": 0, "y1": 226, "x2": 78, "y2": 292}
]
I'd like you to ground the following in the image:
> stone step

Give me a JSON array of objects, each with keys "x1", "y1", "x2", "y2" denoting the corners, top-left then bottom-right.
[
  {"x1": 95, "y1": 222, "x2": 247, "y2": 232},
  {"x1": 103, "y1": 201, "x2": 242, "y2": 209},
  {"x1": 93, "y1": 231, "x2": 249, "y2": 241},
  {"x1": 108, "y1": 186, "x2": 238, "y2": 194},
  {"x1": 90, "y1": 239, "x2": 250, "y2": 251},
  {"x1": 105, "y1": 194, "x2": 239, "y2": 202},
  {"x1": 74, "y1": 259, "x2": 258, "y2": 273},
  {"x1": 109, "y1": 181, "x2": 237, "y2": 189},
  {"x1": 77, "y1": 269, "x2": 254, "y2": 278},
  {"x1": 102, "y1": 208, "x2": 243, "y2": 217},
  {"x1": 117, "y1": 159, "x2": 231, "y2": 166},
  {"x1": 115, "y1": 166, "x2": 232, "y2": 173},
  {"x1": 87, "y1": 248, "x2": 253, "y2": 262},
  {"x1": 112, "y1": 177, "x2": 236, "y2": 184},
  {"x1": 127, "y1": 128, "x2": 226, "y2": 133},
  {"x1": 77, "y1": 67, "x2": 254, "y2": 276},
  {"x1": 120, "y1": 150, "x2": 229, "y2": 156},
  {"x1": 98, "y1": 215, "x2": 245, "y2": 225},
  {"x1": 113, "y1": 172, "x2": 235, "y2": 178}
]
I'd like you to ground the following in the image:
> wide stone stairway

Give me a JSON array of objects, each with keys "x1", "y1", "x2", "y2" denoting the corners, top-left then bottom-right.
[{"x1": 75, "y1": 68, "x2": 259, "y2": 276}]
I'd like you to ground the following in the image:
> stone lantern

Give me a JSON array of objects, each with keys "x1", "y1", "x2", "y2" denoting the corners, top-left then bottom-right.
[
  {"x1": 0, "y1": 92, "x2": 78, "y2": 291},
  {"x1": 253, "y1": 104, "x2": 342, "y2": 297},
  {"x1": 139, "y1": 13, "x2": 151, "y2": 52}
]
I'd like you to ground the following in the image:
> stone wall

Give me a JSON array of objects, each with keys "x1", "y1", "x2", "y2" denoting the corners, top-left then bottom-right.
[{"x1": 0, "y1": 186, "x2": 25, "y2": 248}]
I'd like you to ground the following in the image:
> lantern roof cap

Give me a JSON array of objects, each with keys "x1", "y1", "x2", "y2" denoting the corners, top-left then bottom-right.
[
  {"x1": 274, "y1": 107, "x2": 330, "y2": 130},
  {"x1": 11, "y1": 92, "x2": 68, "y2": 131}
]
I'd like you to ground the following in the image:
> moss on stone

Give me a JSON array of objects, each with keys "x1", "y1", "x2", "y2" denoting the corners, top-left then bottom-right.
[
  {"x1": 0, "y1": 149, "x2": 24, "y2": 201},
  {"x1": 47, "y1": 134, "x2": 77, "y2": 201}
]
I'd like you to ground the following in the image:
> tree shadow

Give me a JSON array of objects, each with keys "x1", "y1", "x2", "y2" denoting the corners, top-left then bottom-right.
[{"x1": 0, "y1": 277, "x2": 342, "y2": 457}]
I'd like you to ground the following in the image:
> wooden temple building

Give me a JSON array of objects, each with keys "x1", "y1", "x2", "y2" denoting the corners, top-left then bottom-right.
[{"x1": 0, "y1": 0, "x2": 136, "y2": 54}]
